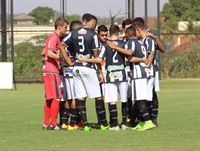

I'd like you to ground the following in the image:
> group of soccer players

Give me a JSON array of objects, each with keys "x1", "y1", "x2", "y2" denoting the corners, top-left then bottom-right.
[{"x1": 42, "y1": 13, "x2": 166, "y2": 131}]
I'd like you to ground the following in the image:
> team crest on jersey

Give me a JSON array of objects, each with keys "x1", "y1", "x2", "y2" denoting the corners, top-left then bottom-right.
[
  {"x1": 78, "y1": 29, "x2": 87, "y2": 34},
  {"x1": 114, "y1": 41, "x2": 118, "y2": 45},
  {"x1": 138, "y1": 40, "x2": 143, "y2": 44}
]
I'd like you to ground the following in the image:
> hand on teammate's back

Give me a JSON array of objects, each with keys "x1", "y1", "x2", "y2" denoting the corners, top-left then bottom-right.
[
  {"x1": 107, "y1": 41, "x2": 117, "y2": 49},
  {"x1": 78, "y1": 56, "x2": 87, "y2": 62},
  {"x1": 146, "y1": 32, "x2": 157, "y2": 40}
]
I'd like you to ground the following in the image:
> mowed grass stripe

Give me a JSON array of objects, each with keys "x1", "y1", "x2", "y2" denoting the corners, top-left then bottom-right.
[{"x1": 0, "y1": 80, "x2": 199, "y2": 151}]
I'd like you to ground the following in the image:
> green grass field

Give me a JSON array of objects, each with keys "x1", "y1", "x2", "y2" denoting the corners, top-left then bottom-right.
[{"x1": 0, "y1": 80, "x2": 199, "y2": 151}]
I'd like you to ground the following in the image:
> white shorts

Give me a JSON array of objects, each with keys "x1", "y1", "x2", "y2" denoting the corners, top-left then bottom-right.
[
  {"x1": 147, "y1": 78, "x2": 154, "y2": 101},
  {"x1": 101, "y1": 83, "x2": 105, "y2": 96},
  {"x1": 60, "y1": 75, "x2": 68, "y2": 101},
  {"x1": 132, "y1": 78, "x2": 148, "y2": 101},
  {"x1": 153, "y1": 71, "x2": 160, "y2": 91},
  {"x1": 65, "y1": 77, "x2": 75, "y2": 100},
  {"x1": 127, "y1": 77, "x2": 132, "y2": 99},
  {"x1": 104, "y1": 82, "x2": 128, "y2": 103},
  {"x1": 73, "y1": 66, "x2": 101, "y2": 99}
]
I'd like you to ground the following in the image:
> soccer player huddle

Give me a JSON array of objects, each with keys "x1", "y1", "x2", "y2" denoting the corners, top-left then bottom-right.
[{"x1": 42, "y1": 13, "x2": 166, "y2": 131}]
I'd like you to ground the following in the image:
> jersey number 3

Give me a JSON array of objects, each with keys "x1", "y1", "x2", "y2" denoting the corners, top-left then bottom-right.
[{"x1": 78, "y1": 36, "x2": 85, "y2": 52}]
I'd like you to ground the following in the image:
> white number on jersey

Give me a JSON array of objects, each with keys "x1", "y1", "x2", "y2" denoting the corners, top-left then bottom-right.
[
  {"x1": 112, "y1": 50, "x2": 118, "y2": 63},
  {"x1": 78, "y1": 36, "x2": 85, "y2": 52},
  {"x1": 141, "y1": 45, "x2": 147, "y2": 58}
]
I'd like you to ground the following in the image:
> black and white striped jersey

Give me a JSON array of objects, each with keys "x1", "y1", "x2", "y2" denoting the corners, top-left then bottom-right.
[
  {"x1": 127, "y1": 38, "x2": 150, "y2": 79},
  {"x1": 62, "y1": 26, "x2": 100, "y2": 60},
  {"x1": 143, "y1": 36, "x2": 158, "y2": 76},
  {"x1": 99, "y1": 40, "x2": 127, "y2": 83}
]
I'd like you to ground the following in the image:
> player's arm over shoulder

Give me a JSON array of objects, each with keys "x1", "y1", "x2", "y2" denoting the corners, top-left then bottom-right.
[{"x1": 147, "y1": 33, "x2": 166, "y2": 53}]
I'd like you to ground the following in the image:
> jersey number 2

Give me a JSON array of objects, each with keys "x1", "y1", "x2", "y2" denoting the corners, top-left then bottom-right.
[
  {"x1": 113, "y1": 50, "x2": 118, "y2": 63},
  {"x1": 78, "y1": 36, "x2": 85, "y2": 52}
]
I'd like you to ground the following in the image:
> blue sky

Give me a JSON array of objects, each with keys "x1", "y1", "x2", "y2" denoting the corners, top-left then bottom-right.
[{"x1": 12, "y1": 0, "x2": 169, "y2": 18}]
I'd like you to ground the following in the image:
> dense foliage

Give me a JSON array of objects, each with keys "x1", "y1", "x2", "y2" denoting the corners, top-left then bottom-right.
[
  {"x1": 160, "y1": 42, "x2": 200, "y2": 78},
  {"x1": 14, "y1": 42, "x2": 43, "y2": 81},
  {"x1": 28, "y1": 7, "x2": 55, "y2": 25}
]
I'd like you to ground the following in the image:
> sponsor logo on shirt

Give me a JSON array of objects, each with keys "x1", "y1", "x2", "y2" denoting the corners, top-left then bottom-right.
[{"x1": 78, "y1": 28, "x2": 87, "y2": 34}]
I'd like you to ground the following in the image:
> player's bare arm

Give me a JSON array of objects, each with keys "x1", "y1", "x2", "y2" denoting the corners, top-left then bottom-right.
[
  {"x1": 147, "y1": 33, "x2": 166, "y2": 53},
  {"x1": 129, "y1": 57, "x2": 147, "y2": 64},
  {"x1": 59, "y1": 43, "x2": 74, "y2": 66},
  {"x1": 47, "y1": 50, "x2": 60, "y2": 60},
  {"x1": 93, "y1": 49, "x2": 104, "y2": 84},
  {"x1": 147, "y1": 53, "x2": 154, "y2": 67},
  {"x1": 78, "y1": 56, "x2": 101, "y2": 63},
  {"x1": 107, "y1": 41, "x2": 132, "y2": 56},
  {"x1": 41, "y1": 48, "x2": 47, "y2": 64},
  {"x1": 41, "y1": 48, "x2": 45, "y2": 56}
]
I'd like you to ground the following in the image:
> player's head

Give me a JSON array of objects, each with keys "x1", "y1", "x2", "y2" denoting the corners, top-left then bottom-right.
[
  {"x1": 109, "y1": 24, "x2": 120, "y2": 36},
  {"x1": 131, "y1": 22, "x2": 146, "y2": 38},
  {"x1": 82, "y1": 13, "x2": 97, "y2": 30},
  {"x1": 97, "y1": 25, "x2": 108, "y2": 43},
  {"x1": 82, "y1": 13, "x2": 93, "y2": 24},
  {"x1": 69, "y1": 20, "x2": 82, "y2": 32},
  {"x1": 132, "y1": 17, "x2": 145, "y2": 26},
  {"x1": 121, "y1": 19, "x2": 132, "y2": 32},
  {"x1": 125, "y1": 26, "x2": 136, "y2": 40},
  {"x1": 54, "y1": 18, "x2": 69, "y2": 35}
]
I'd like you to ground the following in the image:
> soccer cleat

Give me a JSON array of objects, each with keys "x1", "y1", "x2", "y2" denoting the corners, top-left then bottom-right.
[
  {"x1": 73, "y1": 124, "x2": 79, "y2": 129},
  {"x1": 132, "y1": 122, "x2": 144, "y2": 130},
  {"x1": 152, "y1": 118, "x2": 158, "y2": 127},
  {"x1": 42, "y1": 124, "x2": 50, "y2": 130},
  {"x1": 108, "y1": 126, "x2": 120, "y2": 131},
  {"x1": 127, "y1": 118, "x2": 131, "y2": 123},
  {"x1": 83, "y1": 126, "x2": 91, "y2": 132},
  {"x1": 61, "y1": 124, "x2": 68, "y2": 130},
  {"x1": 100, "y1": 125, "x2": 109, "y2": 130},
  {"x1": 137, "y1": 120, "x2": 155, "y2": 131},
  {"x1": 77, "y1": 122, "x2": 84, "y2": 129},
  {"x1": 67, "y1": 125, "x2": 77, "y2": 130},
  {"x1": 49, "y1": 124, "x2": 61, "y2": 130},
  {"x1": 121, "y1": 124, "x2": 128, "y2": 130}
]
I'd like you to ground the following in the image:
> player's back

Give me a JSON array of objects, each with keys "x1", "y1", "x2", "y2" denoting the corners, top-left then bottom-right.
[
  {"x1": 100, "y1": 39, "x2": 127, "y2": 83},
  {"x1": 128, "y1": 38, "x2": 147, "y2": 59},
  {"x1": 103, "y1": 39, "x2": 126, "y2": 67},
  {"x1": 70, "y1": 26, "x2": 99, "y2": 60}
]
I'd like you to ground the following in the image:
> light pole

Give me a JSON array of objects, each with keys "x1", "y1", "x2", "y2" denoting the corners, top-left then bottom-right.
[
  {"x1": 1, "y1": 0, "x2": 7, "y2": 62},
  {"x1": 145, "y1": 0, "x2": 148, "y2": 29},
  {"x1": 157, "y1": 0, "x2": 161, "y2": 79},
  {"x1": 132, "y1": 0, "x2": 134, "y2": 19}
]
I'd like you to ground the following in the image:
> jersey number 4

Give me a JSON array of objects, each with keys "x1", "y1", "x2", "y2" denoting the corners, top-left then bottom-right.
[{"x1": 78, "y1": 36, "x2": 85, "y2": 52}]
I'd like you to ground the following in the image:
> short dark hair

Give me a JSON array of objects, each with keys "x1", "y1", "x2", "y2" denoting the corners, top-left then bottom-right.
[
  {"x1": 131, "y1": 22, "x2": 145, "y2": 30},
  {"x1": 82, "y1": 13, "x2": 93, "y2": 21},
  {"x1": 132, "y1": 17, "x2": 145, "y2": 26},
  {"x1": 122, "y1": 18, "x2": 132, "y2": 28},
  {"x1": 69, "y1": 20, "x2": 82, "y2": 31},
  {"x1": 82, "y1": 13, "x2": 97, "y2": 23},
  {"x1": 97, "y1": 25, "x2": 108, "y2": 34},
  {"x1": 109, "y1": 24, "x2": 120, "y2": 36},
  {"x1": 125, "y1": 26, "x2": 136, "y2": 37},
  {"x1": 54, "y1": 18, "x2": 69, "y2": 29}
]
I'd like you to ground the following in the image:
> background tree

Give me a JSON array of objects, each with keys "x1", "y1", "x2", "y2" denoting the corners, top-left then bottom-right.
[
  {"x1": 65, "y1": 14, "x2": 80, "y2": 23},
  {"x1": 14, "y1": 42, "x2": 43, "y2": 81},
  {"x1": 29, "y1": 7, "x2": 55, "y2": 25},
  {"x1": 161, "y1": 0, "x2": 200, "y2": 32},
  {"x1": 29, "y1": 34, "x2": 49, "y2": 46}
]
